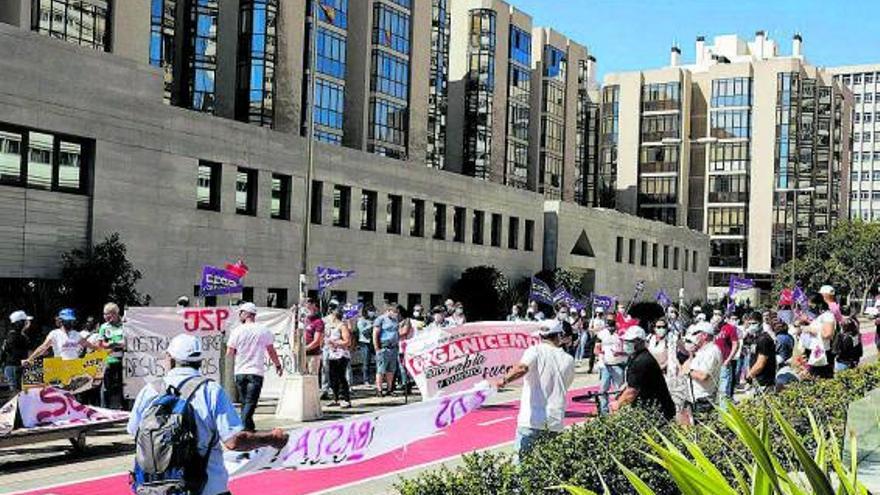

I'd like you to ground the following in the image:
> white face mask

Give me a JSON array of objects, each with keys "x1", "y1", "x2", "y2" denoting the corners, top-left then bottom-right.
[
  {"x1": 558, "y1": 312, "x2": 569, "y2": 320},
  {"x1": 623, "y1": 341, "x2": 636, "y2": 355},
  {"x1": 655, "y1": 327, "x2": 667, "y2": 338},
  {"x1": 413, "y1": 311, "x2": 422, "y2": 318}
]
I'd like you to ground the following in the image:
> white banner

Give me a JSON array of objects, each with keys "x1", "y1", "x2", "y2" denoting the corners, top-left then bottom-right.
[
  {"x1": 402, "y1": 322, "x2": 542, "y2": 399},
  {"x1": 15, "y1": 387, "x2": 128, "y2": 429},
  {"x1": 124, "y1": 307, "x2": 294, "y2": 400},
  {"x1": 225, "y1": 382, "x2": 494, "y2": 476}
]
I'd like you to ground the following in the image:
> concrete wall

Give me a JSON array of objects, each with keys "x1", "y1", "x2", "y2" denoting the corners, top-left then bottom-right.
[{"x1": 544, "y1": 201, "x2": 709, "y2": 300}]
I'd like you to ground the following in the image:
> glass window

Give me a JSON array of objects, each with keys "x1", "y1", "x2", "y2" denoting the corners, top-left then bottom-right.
[
  {"x1": 710, "y1": 142, "x2": 751, "y2": 172},
  {"x1": 267, "y1": 288, "x2": 288, "y2": 308},
  {"x1": 615, "y1": 236, "x2": 623, "y2": 262},
  {"x1": 684, "y1": 248, "x2": 690, "y2": 271},
  {"x1": 315, "y1": 0, "x2": 348, "y2": 29},
  {"x1": 0, "y1": 129, "x2": 23, "y2": 184},
  {"x1": 235, "y1": 167, "x2": 258, "y2": 216},
  {"x1": 386, "y1": 194, "x2": 402, "y2": 234},
  {"x1": 237, "y1": 0, "x2": 278, "y2": 127},
  {"x1": 360, "y1": 190, "x2": 377, "y2": 231},
  {"x1": 314, "y1": 78, "x2": 345, "y2": 131},
  {"x1": 33, "y1": 0, "x2": 111, "y2": 51},
  {"x1": 369, "y1": 98, "x2": 407, "y2": 147},
  {"x1": 187, "y1": 0, "x2": 219, "y2": 113},
  {"x1": 271, "y1": 173, "x2": 291, "y2": 220},
  {"x1": 410, "y1": 198, "x2": 424, "y2": 237},
  {"x1": 638, "y1": 176, "x2": 678, "y2": 205},
  {"x1": 453, "y1": 206, "x2": 465, "y2": 243},
  {"x1": 640, "y1": 241, "x2": 648, "y2": 266},
  {"x1": 432, "y1": 203, "x2": 446, "y2": 240},
  {"x1": 628, "y1": 238, "x2": 636, "y2": 264},
  {"x1": 316, "y1": 28, "x2": 346, "y2": 79},
  {"x1": 692, "y1": 250, "x2": 698, "y2": 272},
  {"x1": 508, "y1": 217, "x2": 519, "y2": 250},
  {"x1": 372, "y1": 3, "x2": 410, "y2": 54},
  {"x1": 332, "y1": 184, "x2": 351, "y2": 228},
  {"x1": 27, "y1": 132, "x2": 54, "y2": 190},
  {"x1": 472, "y1": 210, "x2": 485, "y2": 245},
  {"x1": 150, "y1": 0, "x2": 177, "y2": 102},
  {"x1": 710, "y1": 109, "x2": 751, "y2": 138},
  {"x1": 663, "y1": 245, "x2": 669, "y2": 269},
  {"x1": 673, "y1": 247, "x2": 680, "y2": 270},
  {"x1": 710, "y1": 78, "x2": 753, "y2": 107},
  {"x1": 640, "y1": 114, "x2": 680, "y2": 141},
  {"x1": 197, "y1": 160, "x2": 221, "y2": 211},
  {"x1": 371, "y1": 50, "x2": 409, "y2": 99},
  {"x1": 543, "y1": 45, "x2": 567, "y2": 82},
  {"x1": 310, "y1": 180, "x2": 323, "y2": 224},
  {"x1": 490, "y1": 213, "x2": 502, "y2": 247},
  {"x1": 509, "y1": 27, "x2": 531, "y2": 66},
  {"x1": 652, "y1": 243, "x2": 658, "y2": 267},
  {"x1": 57, "y1": 139, "x2": 82, "y2": 191},
  {"x1": 641, "y1": 82, "x2": 681, "y2": 112},
  {"x1": 524, "y1": 219, "x2": 535, "y2": 251},
  {"x1": 708, "y1": 174, "x2": 749, "y2": 203},
  {"x1": 707, "y1": 207, "x2": 747, "y2": 235}
]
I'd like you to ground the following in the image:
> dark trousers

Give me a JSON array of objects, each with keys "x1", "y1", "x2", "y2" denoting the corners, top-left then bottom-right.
[
  {"x1": 328, "y1": 357, "x2": 351, "y2": 402},
  {"x1": 101, "y1": 361, "x2": 123, "y2": 409},
  {"x1": 234, "y1": 374, "x2": 264, "y2": 431}
]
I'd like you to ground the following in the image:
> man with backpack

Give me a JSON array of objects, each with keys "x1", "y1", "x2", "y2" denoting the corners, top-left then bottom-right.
[{"x1": 128, "y1": 334, "x2": 288, "y2": 495}]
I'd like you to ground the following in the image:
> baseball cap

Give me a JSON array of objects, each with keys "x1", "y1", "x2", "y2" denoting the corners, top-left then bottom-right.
[
  {"x1": 692, "y1": 305, "x2": 703, "y2": 313},
  {"x1": 819, "y1": 285, "x2": 835, "y2": 296},
  {"x1": 58, "y1": 308, "x2": 76, "y2": 322},
  {"x1": 622, "y1": 326, "x2": 647, "y2": 341},
  {"x1": 690, "y1": 321, "x2": 716, "y2": 336},
  {"x1": 167, "y1": 334, "x2": 204, "y2": 362},
  {"x1": 538, "y1": 320, "x2": 565, "y2": 337},
  {"x1": 238, "y1": 302, "x2": 258, "y2": 315},
  {"x1": 9, "y1": 310, "x2": 32, "y2": 324},
  {"x1": 594, "y1": 307, "x2": 605, "y2": 314}
]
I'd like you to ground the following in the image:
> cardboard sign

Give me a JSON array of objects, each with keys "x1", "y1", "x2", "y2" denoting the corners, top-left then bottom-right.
[{"x1": 22, "y1": 350, "x2": 109, "y2": 394}]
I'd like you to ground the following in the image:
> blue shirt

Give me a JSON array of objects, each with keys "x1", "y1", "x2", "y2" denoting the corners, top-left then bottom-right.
[
  {"x1": 373, "y1": 314, "x2": 400, "y2": 347},
  {"x1": 127, "y1": 367, "x2": 244, "y2": 495}
]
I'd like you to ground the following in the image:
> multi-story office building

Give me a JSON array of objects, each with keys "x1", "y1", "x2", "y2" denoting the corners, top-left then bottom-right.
[
  {"x1": 602, "y1": 32, "x2": 851, "y2": 293},
  {"x1": 828, "y1": 65, "x2": 880, "y2": 221},
  {"x1": 0, "y1": 5, "x2": 708, "y2": 307},
  {"x1": 426, "y1": 0, "x2": 450, "y2": 170}
]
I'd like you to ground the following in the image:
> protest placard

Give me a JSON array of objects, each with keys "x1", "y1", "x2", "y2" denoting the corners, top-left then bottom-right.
[
  {"x1": 22, "y1": 350, "x2": 109, "y2": 393},
  {"x1": 402, "y1": 322, "x2": 541, "y2": 400},
  {"x1": 14, "y1": 387, "x2": 127, "y2": 429}
]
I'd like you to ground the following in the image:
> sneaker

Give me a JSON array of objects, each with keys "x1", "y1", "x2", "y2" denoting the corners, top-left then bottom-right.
[{"x1": 341, "y1": 401, "x2": 352, "y2": 409}]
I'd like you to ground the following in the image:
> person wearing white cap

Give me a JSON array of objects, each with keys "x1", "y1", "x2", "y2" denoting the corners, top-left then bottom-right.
[
  {"x1": 2, "y1": 311, "x2": 33, "y2": 391},
  {"x1": 226, "y1": 302, "x2": 282, "y2": 431},
  {"x1": 491, "y1": 320, "x2": 575, "y2": 458},
  {"x1": 614, "y1": 326, "x2": 675, "y2": 421},
  {"x1": 680, "y1": 322, "x2": 722, "y2": 419},
  {"x1": 128, "y1": 333, "x2": 288, "y2": 495}
]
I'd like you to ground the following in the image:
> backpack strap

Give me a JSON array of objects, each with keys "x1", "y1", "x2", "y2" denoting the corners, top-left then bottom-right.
[{"x1": 178, "y1": 376, "x2": 212, "y2": 402}]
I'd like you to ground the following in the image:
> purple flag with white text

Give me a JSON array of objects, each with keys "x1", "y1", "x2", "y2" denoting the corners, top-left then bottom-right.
[{"x1": 316, "y1": 266, "x2": 357, "y2": 292}]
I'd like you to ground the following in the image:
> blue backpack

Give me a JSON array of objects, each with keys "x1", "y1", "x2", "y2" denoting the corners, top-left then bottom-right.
[{"x1": 131, "y1": 376, "x2": 216, "y2": 495}]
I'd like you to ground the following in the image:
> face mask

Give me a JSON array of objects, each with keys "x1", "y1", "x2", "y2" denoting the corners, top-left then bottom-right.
[
  {"x1": 623, "y1": 341, "x2": 636, "y2": 355},
  {"x1": 557, "y1": 312, "x2": 568, "y2": 320},
  {"x1": 655, "y1": 327, "x2": 667, "y2": 337},
  {"x1": 748, "y1": 323, "x2": 761, "y2": 334},
  {"x1": 367, "y1": 311, "x2": 376, "y2": 318},
  {"x1": 413, "y1": 311, "x2": 422, "y2": 318},
  {"x1": 455, "y1": 308, "x2": 464, "y2": 315}
]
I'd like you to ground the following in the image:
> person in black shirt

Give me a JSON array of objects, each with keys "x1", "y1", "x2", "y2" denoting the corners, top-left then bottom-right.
[
  {"x1": 616, "y1": 326, "x2": 676, "y2": 421},
  {"x1": 745, "y1": 316, "x2": 777, "y2": 390},
  {"x1": 2, "y1": 310, "x2": 34, "y2": 391}
]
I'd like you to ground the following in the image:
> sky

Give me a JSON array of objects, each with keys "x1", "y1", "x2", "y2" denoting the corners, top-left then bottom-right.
[{"x1": 508, "y1": 0, "x2": 880, "y2": 79}]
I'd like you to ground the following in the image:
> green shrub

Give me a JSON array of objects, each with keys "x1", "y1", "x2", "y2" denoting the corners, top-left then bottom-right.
[{"x1": 395, "y1": 364, "x2": 880, "y2": 495}]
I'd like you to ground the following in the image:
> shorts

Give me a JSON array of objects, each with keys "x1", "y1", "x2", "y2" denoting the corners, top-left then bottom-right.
[{"x1": 375, "y1": 346, "x2": 399, "y2": 375}]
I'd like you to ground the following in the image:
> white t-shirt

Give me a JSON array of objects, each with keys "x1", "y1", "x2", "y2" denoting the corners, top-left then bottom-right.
[
  {"x1": 596, "y1": 328, "x2": 626, "y2": 366},
  {"x1": 517, "y1": 342, "x2": 575, "y2": 432},
  {"x1": 689, "y1": 343, "x2": 722, "y2": 400},
  {"x1": 811, "y1": 311, "x2": 836, "y2": 351},
  {"x1": 227, "y1": 322, "x2": 275, "y2": 376},
  {"x1": 48, "y1": 329, "x2": 85, "y2": 359}
]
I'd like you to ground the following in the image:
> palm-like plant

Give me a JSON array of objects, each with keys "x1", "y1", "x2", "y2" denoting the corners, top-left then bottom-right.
[{"x1": 552, "y1": 403, "x2": 869, "y2": 495}]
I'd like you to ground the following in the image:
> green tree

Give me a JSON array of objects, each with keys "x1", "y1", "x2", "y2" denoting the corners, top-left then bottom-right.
[
  {"x1": 449, "y1": 266, "x2": 510, "y2": 321},
  {"x1": 774, "y1": 220, "x2": 880, "y2": 307},
  {"x1": 60, "y1": 233, "x2": 150, "y2": 318},
  {"x1": 534, "y1": 268, "x2": 586, "y2": 299}
]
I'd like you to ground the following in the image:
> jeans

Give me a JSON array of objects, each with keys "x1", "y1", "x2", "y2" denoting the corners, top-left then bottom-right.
[
  {"x1": 3, "y1": 365, "x2": 21, "y2": 392},
  {"x1": 101, "y1": 361, "x2": 123, "y2": 409},
  {"x1": 575, "y1": 333, "x2": 592, "y2": 361},
  {"x1": 719, "y1": 359, "x2": 737, "y2": 402},
  {"x1": 835, "y1": 360, "x2": 857, "y2": 372},
  {"x1": 598, "y1": 364, "x2": 625, "y2": 415},
  {"x1": 396, "y1": 353, "x2": 409, "y2": 389},
  {"x1": 234, "y1": 374, "x2": 264, "y2": 432},
  {"x1": 358, "y1": 342, "x2": 374, "y2": 384},
  {"x1": 514, "y1": 427, "x2": 558, "y2": 459},
  {"x1": 320, "y1": 349, "x2": 331, "y2": 393},
  {"x1": 328, "y1": 357, "x2": 351, "y2": 402}
]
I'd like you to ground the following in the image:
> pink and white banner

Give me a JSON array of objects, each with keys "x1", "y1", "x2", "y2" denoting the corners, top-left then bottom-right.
[
  {"x1": 225, "y1": 382, "x2": 494, "y2": 476},
  {"x1": 402, "y1": 322, "x2": 542, "y2": 399},
  {"x1": 5, "y1": 387, "x2": 128, "y2": 430}
]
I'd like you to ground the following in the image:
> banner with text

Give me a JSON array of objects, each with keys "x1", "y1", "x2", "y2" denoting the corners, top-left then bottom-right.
[
  {"x1": 124, "y1": 307, "x2": 294, "y2": 399},
  {"x1": 225, "y1": 382, "x2": 494, "y2": 476},
  {"x1": 14, "y1": 387, "x2": 128, "y2": 429},
  {"x1": 22, "y1": 350, "x2": 110, "y2": 393},
  {"x1": 402, "y1": 322, "x2": 541, "y2": 400}
]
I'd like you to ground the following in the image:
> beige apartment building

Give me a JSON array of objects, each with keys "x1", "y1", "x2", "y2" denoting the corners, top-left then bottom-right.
[
  {"x1": 602, "y1": 32, "x2": 851, "y2": 293},
  {"x1": 827, "y1": 64, "x2": 880, "y2": 221}
]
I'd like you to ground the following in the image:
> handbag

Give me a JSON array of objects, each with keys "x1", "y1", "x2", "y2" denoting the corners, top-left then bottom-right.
[{"x1": 807, "y1": 338, "x2": 828, "y2": 367}]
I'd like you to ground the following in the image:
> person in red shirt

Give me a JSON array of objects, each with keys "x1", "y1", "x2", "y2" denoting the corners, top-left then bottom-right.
[{"x1": 716, "y1": 314, "x2": 741, "y2": 403}]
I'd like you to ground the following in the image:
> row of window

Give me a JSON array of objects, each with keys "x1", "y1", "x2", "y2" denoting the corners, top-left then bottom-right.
[
  {"x1": 34, "y1": 0, "x2": 111, "y2": 51},
  {"x1": 852, "y1": 93, "x2": 880, "y2": 103},
  {"x1": 641, "y1": 82, "x2": 681, "y2": 112},
  {"x1": 710, "y1": 78, "x2": 752, "y2": 108},
  {"x1": 852, "y1": 132, "x2": 880, "y2": 143},
  {"x1": 710, "y1": 110, "x2": 751, "y2": 139},
  {"x1": 311, "y1": 182, "x2": 537, "y2": 251},
  {"x1": 196, "y1": 161, "x2": 292, "y2": 219},
  {"x1": 851, "y1": 170, "x2": 880, "y2": 181},
  {"x1": 838, "y1": 73, "x2": 877, "y2": 86},
  {"x1": 372, "y1": 3, "x2": 410, "y2": 55},
  {"x1": 0, "y1": 124, "x2": 90, "y2": 194},
  {"x1": 850, "y1": 191, "x2": 880, "y2": 200},
  {"x1": 853, "y1": 112, "x2": 880, "y2": 123},
  {"x1": 614, "y1": 237, "x2": 699, "y2": 273},
  {"x1": 853, "y1": 151, "x2": 880, "y2": 162}
]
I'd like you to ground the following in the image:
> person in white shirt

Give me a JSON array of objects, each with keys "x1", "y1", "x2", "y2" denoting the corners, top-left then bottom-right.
[
  {"x1": 647, "y1": 319, "x2": 670, "y2": 372},
  {"x1": 226, "y1": 302, "x2": 282, "y2": 431},
  {"x1": 681, "y1": 322, "x2": 722, "y2": 418},
  {"x1": 25, "y1": 308, "x2": 100, "y2": 363},
  {"x1": 802, "y1": 293, "x2": 837, "y2": 379},
  {"x1": 491, "y1": 321, "x2": 575, "y2": 458},
  {"x1": 594, "y1": 313, "x2": 626, "y2": 416}
]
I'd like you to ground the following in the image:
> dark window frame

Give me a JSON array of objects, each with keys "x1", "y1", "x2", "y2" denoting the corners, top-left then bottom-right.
[
  {"x1": 508, "y1": 216, "x2": 519, "y2": 249},
  {"x1": 332, "y1": 184, "x2": 351, "y2": 228},
  {"x1": 524, "y1": 219, "x2": 535, "y2": 251},
  {"x1": 310, "y1": 180, "x2": 323, "y2": 224},
  {"x1": 270, "y1": 172, "x2": 291, "y2": 220},
  {"x1": 235, "y1": 167, "x2": 258, "y2": 216},
  {"x1": 197, "y1": 160, "x2": 222, "y2": 211},
  {"x1": 360, "y1": 189, "x2": 378, "y2": 231},
  {"x1": 0, "y1": 123, "x2": 91, "y2": 195},
  {"x1": 472, "y1": 210, "x2": 485, "y2": 245},
  {"x1": 490, "y1": 213, "x2": 502, "y2": 247},
  {"x1": 386, "y1": 194, "x2": 402, "y2": 234},
  {"x1": 453, "y1": 206, "x2": 466, "y2": 243},
  {"x1": 410, "y1": 198, "x2": 425, "y2": 237},
  {"x1": 432, "y1": 202, "x2": 447, "y2": 240}
]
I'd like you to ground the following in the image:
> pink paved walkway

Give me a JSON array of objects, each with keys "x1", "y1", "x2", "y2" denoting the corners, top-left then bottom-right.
[{"x1": 15, "y1": 386, "x2": 600, "y2": 495}]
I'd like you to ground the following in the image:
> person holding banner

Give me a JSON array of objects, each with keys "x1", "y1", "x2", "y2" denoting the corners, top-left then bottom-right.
[
  {"x1": 226, "y1": 302, "x2": 283, "y2": 431},
  {"x1": 491, "y1": 320, "x2": 575, "y2": 458},
  {"x1": 426, "y1": 306, "x2": 449, "y2": 331},
  {"x1": 128, "y1": 334, "x2": 289, "y2": 495},
  {"x1": 25, "y1": 309, "x2": 101, "y2": 364},
  {"x1": 98, "y1": 303, "x2": 125, "y2": 409}
]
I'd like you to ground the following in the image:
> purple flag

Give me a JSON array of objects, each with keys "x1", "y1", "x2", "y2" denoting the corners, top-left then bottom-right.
[
  {"x1": 316, "y1": 266, "x2": 356, "y2": 292},
  {"x1": 343, "y1": 303, "x2": 363, "y2": 320},
  {"x1": 592, "y1": 295, "x2": 616, "y2": 311},
  {"x1": 655, "y1": 290, "x2": 673, "y2": 309},
  {"x1": 792, "y1": 285, "x2": 808, "y2": 310},
  {"x1": 529, "y1": 278, "x2": 553, "y2": 305},
  {"x1": 199, "y1": 266, "x2": 243, "y2": 297},
  {"x1": 728, "y1": 276, "x2": 754, "y2": 296}
]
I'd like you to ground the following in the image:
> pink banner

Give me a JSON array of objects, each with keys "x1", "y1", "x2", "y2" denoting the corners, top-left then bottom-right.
[{"x1": 15, "y1": 387, "x2": 128, "y2": 429}]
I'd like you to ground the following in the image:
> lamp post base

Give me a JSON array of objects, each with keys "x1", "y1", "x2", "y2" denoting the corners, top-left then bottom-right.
[{"x1": 274, "y1": 373, "x2": 322, "y2": 421}]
